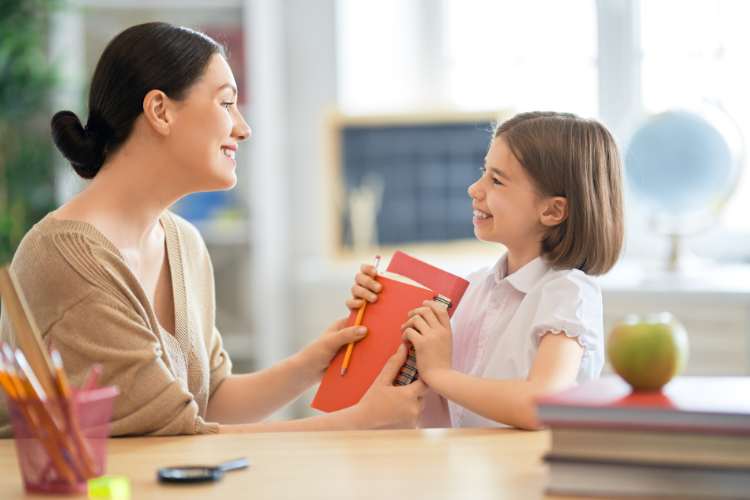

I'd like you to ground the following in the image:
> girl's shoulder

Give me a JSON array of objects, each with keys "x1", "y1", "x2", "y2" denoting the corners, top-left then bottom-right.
[{"x1": 536, "y1": 266, "x2": 602, "y2": 296}]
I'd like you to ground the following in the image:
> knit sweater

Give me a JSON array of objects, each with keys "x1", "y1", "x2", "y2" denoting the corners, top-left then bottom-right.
[{"x1": 0, "y1": 211, "x2": 232, "y2": 436}]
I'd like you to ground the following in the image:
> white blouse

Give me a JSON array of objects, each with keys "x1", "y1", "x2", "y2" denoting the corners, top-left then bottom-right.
[{"x1": 446, "y1": 254, "x2": 604, "y2": 428}]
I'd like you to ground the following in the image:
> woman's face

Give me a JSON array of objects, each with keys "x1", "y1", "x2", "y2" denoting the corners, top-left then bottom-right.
[{"x1": 166, "y1": 53, "x2": 251, "y2": 192}]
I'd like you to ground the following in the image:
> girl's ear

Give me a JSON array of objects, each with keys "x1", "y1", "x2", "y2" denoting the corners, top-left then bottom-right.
[
  {"x1": 142, "y1": 89, "x2": 173, "y2": 136},
  {"x1": 539, "y1": 196, "x2": 568, "y2": 227}
]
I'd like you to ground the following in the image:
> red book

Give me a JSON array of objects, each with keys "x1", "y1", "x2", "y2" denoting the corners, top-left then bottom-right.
[
  {"x1": 311, "y1": 252, "x2": 469, "y2": 413},
  {"x1": 537, "y1": 376, "x2": 750, "y2": 434},
  {"x1": 385, "y1": 251, "x2": 470, "y2": 307}
]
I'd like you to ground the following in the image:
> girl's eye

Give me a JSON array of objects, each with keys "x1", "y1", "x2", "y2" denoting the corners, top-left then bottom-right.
[
  {"x1": 479, "y1": 166, "x2": 503, "y2": 186},
  {"x1": 221, "y1": 102, "x2": 235, "y2": 110}
]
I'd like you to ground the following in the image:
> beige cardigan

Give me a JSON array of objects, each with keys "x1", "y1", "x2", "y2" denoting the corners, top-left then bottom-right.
[{"x1": 0, "y1": 211, "x2": 232, "y2": 436}]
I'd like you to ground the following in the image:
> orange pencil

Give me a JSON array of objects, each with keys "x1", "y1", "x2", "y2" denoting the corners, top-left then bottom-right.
[
  {"x1": 51, "y1": 350, "x2": 97, "y2": 478},
  {"x1": 341, "y1": 255, "x2": 380, "y2": 376},
  {"x1": 5, "y1": 350, "x2": 78, "y2": 485}
]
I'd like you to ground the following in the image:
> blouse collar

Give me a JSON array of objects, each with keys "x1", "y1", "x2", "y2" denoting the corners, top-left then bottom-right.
[{"x1": 490, "y1": 254, "x2": 551, "y2": 293}]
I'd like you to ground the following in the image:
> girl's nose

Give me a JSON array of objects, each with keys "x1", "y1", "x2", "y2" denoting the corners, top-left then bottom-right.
[{"x1": 468, "y1": 180, "x2": 482, "y2": 200}]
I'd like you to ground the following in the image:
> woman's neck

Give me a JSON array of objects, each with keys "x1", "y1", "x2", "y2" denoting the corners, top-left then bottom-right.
[{"x1": 54, "y1": 139, "x2": 182, "y2": 250}]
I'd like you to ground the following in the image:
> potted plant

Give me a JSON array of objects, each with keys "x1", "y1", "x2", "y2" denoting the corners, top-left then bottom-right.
[{"x1": 0, "y1": 0, "x2": 58, "y2": 263}]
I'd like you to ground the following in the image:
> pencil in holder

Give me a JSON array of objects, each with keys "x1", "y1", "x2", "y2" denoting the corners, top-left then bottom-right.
[{"x1": 7, "y1": 385, "x2": 119, "y2": 494}]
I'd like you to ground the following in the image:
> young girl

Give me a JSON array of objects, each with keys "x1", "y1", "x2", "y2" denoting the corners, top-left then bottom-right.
[
  {"x1": 348, "y1": 112, "x2": 623, "y2": 429},
  {"x1": 0, "y1": 22, "x2": 424, "y2": 437}
]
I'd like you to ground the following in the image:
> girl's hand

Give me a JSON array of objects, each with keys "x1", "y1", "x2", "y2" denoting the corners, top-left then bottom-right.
[
  {"x1": 345, "y1": 263, "x2": 381, "y2": 311},
  {"x1": 353, "y1": 344, "x2": 427, "y2": 429},
  {"x1": 304, "y1": 318, "x2": 368, "y2": 376},
  {"x1": 401, "y1": 300, "x2": 453, "y2": 385}
]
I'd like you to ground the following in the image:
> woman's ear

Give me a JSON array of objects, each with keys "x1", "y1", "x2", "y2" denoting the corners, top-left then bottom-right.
[
  {"x1": 539, "y1": 196, "x2": 568, "y2": 227},
  {"x1": 142, "y1": 89, "x2": 172, "y2": 136}
]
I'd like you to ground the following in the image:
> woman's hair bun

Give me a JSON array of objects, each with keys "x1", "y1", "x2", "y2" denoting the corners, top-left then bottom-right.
[{"x1": 50, "y1": 110, "x2": 106, "y2": 179}]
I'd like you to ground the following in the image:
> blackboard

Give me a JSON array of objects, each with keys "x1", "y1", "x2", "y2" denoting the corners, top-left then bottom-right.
[{"x1": 331, "y1": 112, "x2": 501, "y2": 251}]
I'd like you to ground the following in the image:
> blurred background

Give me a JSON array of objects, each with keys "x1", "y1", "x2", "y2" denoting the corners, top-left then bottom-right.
[{"x1": 2, "y1": 0, "x2": 750, "y2": 418}]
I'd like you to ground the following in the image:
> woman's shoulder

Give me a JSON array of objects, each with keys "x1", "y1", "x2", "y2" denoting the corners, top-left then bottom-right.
[{"x1": 6, "y1": 215, "x2": 129, "y2": 334}]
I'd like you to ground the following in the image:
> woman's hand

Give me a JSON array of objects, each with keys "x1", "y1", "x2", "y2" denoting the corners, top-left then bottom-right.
[
  {"x1": 401, "y1": 301, "x2": 453, "y2": 386},
  {"x1": 353, "y1": 344, "x2": 427, "y2": 429},
  {"x1": 302, "y1": 318, "x2": 368, "y2": 378},
  {"x1": 345, "y1": 263, "x2": 381, "y2": 311}
]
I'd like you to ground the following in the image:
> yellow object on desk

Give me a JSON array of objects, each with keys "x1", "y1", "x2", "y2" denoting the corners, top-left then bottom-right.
[{"x1": 88, "y1": 475, "x2": 131, "y2": 500}]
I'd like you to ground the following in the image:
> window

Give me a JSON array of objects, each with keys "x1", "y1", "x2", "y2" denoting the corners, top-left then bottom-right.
[
  {"x1": 641, "y1": 0, "x2": 750, "y2": 232},
  {"x1": 337, "y1": 0, "x2": 598, "y2": 117},
  {"x1": 444, "y1": 0, "x2": 597, "y2": 115}
]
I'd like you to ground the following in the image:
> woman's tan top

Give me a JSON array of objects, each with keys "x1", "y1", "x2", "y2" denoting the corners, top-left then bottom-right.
[{"x1": 0, "y1": 211, "x2": 232, "y2": 436}]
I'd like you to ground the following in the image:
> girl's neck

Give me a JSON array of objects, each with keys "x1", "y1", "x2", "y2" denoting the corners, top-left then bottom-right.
[{"x1": 504, "y1": 245, "x2": 542, "y2": 276}]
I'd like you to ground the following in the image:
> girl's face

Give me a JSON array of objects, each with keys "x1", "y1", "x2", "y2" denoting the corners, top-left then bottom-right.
[
  {"x1": 467, "y1": 137, "x2": 550, "y2": 252},
  {"x1": 165, "y1": 53, "x2": 251, "y2": 192}
]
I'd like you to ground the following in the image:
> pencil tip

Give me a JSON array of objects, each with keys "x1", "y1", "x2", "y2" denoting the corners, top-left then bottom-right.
[{"x1": 340, "y1": 367, "x2": 347, "y2": 376}]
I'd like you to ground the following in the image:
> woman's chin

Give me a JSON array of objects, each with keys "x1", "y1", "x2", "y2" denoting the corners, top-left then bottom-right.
[{"x1": 212, "y1": 172, "x2": 238, "y2": 190}]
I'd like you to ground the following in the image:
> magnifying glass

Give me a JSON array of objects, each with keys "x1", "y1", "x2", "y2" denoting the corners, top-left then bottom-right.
[{"x1": 157, "y1": 457, "x2": 250, "y2": 484}]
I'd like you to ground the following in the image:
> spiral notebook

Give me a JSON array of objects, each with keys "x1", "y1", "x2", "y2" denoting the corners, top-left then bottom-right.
[{"x1": 311, "y1": 251, "x2": 469, "y2": 413}]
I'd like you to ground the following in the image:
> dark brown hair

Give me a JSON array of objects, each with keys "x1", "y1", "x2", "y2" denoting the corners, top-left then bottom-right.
[
  {"x1": 494, "y1": 111, "x2": 624, "y2": 275},
  {"x1": 51, "y1": 22, "x2": 225, "y2": 179}
]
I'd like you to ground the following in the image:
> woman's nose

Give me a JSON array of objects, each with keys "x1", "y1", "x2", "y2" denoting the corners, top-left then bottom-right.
[{"x1": 233, "y1": 112, "x2": 252, "y2": 141}]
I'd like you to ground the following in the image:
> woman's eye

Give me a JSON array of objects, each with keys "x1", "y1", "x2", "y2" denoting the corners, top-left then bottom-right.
[{"x1": 221, "y1": 102, "x2": 235, "y2": 110}]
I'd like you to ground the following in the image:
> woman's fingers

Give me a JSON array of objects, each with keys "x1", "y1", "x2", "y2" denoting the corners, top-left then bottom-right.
[
  {"x1": 374, "y1": 344, "x2": 408, "y2": 385},
  {"x1": 355, "y1": 272, "x2": 381, "y2": 294},
  {"x1": 351, "y1": 283, "x2": 378, "y2": 303},
  {"x1": 346, "y1": 298, "x2": 365, "y2": 310},
  {"x1": 360, "y1": 263, "x2": 378, "y2": 277},
  {"x1": 327, "y1": 317, "x2": 349, "y2": 331}
]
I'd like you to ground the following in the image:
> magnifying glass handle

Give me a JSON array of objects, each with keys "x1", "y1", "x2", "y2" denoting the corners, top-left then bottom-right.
[{"x1": 218, "y1": 457, "x2": 250, "y2": 473}]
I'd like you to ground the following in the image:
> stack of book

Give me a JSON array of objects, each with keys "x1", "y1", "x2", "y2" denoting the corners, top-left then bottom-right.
[{"x1": 537, "y1": 376, "x2": 750, "y2": 498}]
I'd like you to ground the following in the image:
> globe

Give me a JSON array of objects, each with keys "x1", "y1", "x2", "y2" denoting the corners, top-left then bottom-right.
[
  {"x1": 624, "y1": 108, "x2": 743, "y2": 272},
  {"x1": 625, "y1": 109, "x2": 742, "y2": 217}
]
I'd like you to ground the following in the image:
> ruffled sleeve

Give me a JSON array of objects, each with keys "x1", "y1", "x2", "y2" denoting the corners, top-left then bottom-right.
[{"x1": 529, "y1": 270, "x2": 605, "y2": 377}]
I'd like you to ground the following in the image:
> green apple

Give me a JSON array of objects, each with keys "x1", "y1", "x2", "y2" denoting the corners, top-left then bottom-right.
[{"x1": 607, "y1": 312, "x2": 689, "y2": 391}]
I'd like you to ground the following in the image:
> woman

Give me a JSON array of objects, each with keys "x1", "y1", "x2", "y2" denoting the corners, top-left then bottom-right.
[{"x1": 0, "y1": 22, "x2": 424, "y2": 436}]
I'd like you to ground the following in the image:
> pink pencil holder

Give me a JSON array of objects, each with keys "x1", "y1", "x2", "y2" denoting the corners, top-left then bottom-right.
[{"x1": 8, "y1": 385, "x2": 119, "y2": 494}]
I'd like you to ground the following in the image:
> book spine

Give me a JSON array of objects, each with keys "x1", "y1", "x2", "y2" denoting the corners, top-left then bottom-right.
[{"x1": 395, "y1": 345, "x2": 418, "y2": 386}]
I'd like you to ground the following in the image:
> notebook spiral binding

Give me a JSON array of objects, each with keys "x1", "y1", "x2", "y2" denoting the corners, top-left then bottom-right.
[{"x1": 394, "y1": 294, "x2": 451, "y2": 386}]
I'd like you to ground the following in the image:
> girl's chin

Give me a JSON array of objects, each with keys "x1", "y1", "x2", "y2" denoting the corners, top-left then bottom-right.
[{"x1": 473, "y1": 227, "x2": 503, "y2": 245}]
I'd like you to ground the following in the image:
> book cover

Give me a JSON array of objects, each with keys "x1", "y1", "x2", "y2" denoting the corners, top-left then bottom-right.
[
  {"x1": 537, "y1": 376, "x2": 750, "y2": 433},
  {"x1": 311, "y1": 253, "x2": 469, "y2": 413},
  {"x1": 386, "y1": 251, "x2": 470, "y2": 309}
]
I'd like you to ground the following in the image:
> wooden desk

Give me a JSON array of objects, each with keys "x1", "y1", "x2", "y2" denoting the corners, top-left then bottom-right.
[{"x1": 0, "y1": 428, "x2": 557, "y2": 499}]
